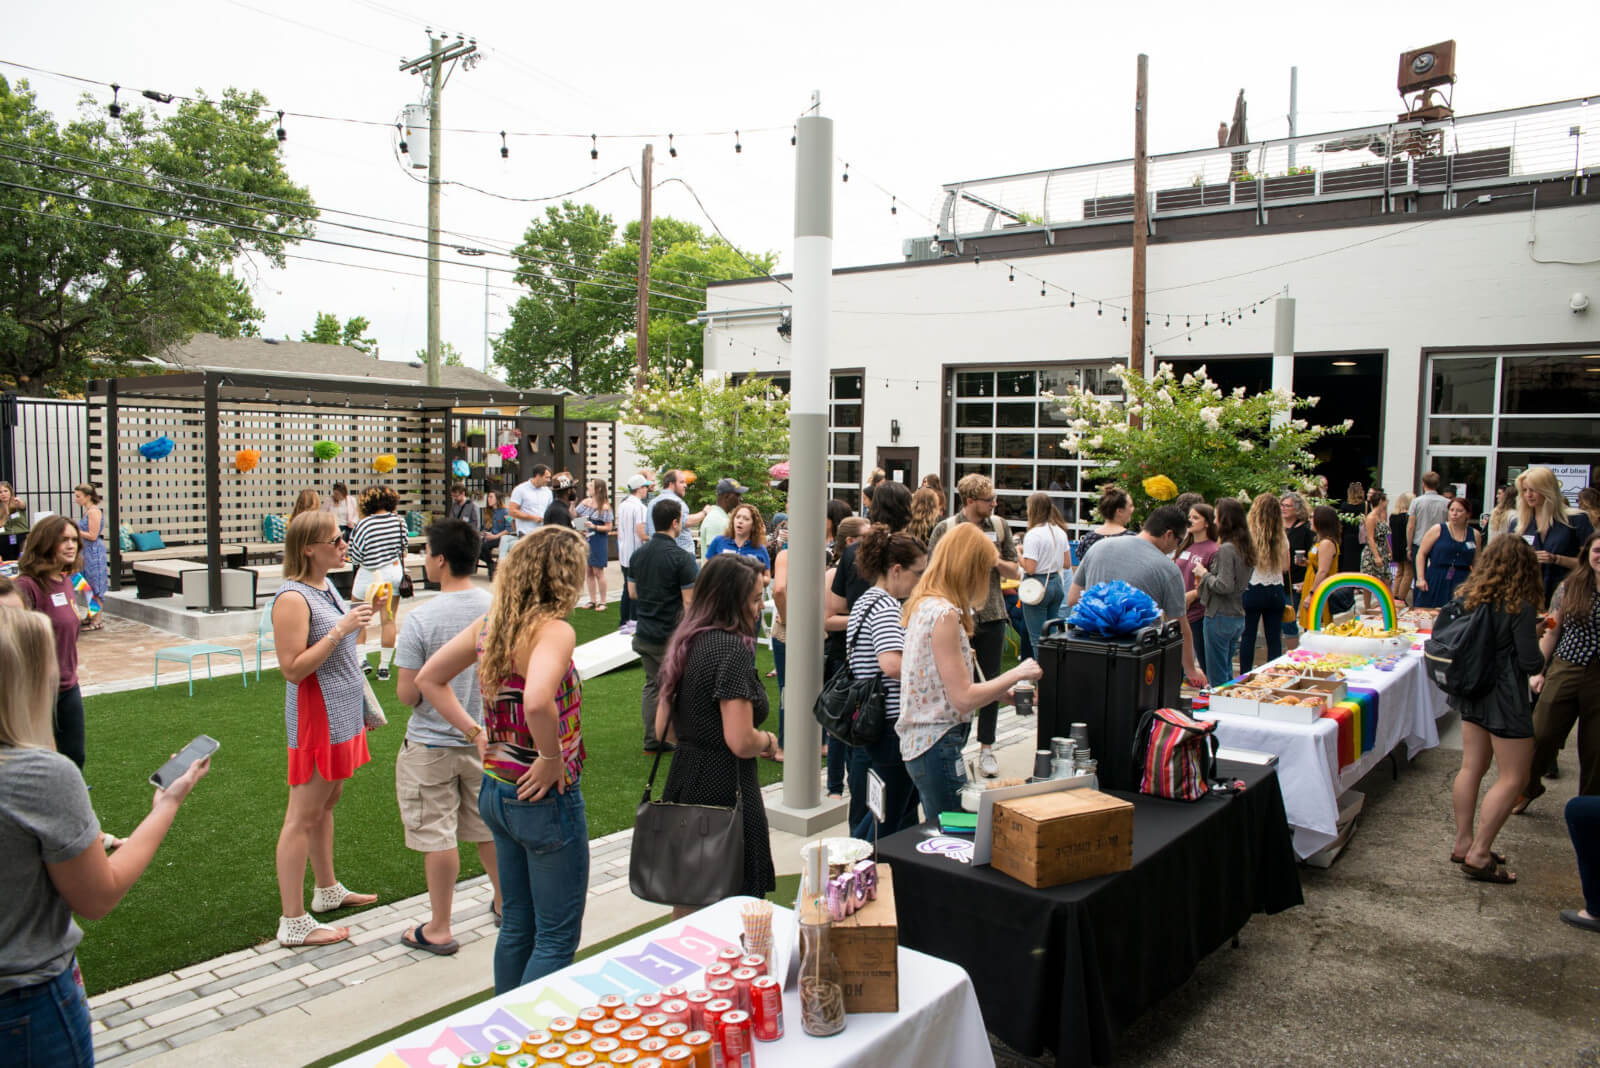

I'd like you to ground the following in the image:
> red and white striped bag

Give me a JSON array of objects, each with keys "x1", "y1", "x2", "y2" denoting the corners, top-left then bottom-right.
[{"x1": 1132, "y1": 707, "x2": 1218, "y2": 801}]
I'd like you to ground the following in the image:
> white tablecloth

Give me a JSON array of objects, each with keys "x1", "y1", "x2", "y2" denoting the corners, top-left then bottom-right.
[
  {"x1": 335, "y1": 895, "x2": 994, "y2": 1068},
  {"x1": 1199, "y1": 651, "x2": 1449, "y2": 858}
]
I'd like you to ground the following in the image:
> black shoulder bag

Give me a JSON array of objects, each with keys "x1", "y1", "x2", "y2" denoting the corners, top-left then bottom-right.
[
  {"x1": 629, "y1": 747, "x2": 745, "y2": 907},
  {"x1": 811, "y1": 596, "x2": 888, "y2": 746}
]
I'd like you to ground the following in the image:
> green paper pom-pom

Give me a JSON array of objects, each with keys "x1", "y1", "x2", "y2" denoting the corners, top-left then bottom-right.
[{"x1": 313, "y1": 440, "x2": 342, "y2": 461}]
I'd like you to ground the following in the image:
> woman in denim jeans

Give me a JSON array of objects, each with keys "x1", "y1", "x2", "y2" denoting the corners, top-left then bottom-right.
[
  {"x1": 418, "y1": 527, "x2": 590, "y2": 993},
  {"x1": 1, "y1": 609, "x2": 209, "y2": 1066},
  {"x1": 897, "y1": 524, "x2": 1041, "y2": 817},
  {"x1": 1192, "y1": 498, "x2": 1255, "y2": 687}
]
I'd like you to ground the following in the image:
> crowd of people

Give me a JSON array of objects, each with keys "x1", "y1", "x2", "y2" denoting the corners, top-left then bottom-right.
[{"x1": 2, "y1": 455, "x2": 1597, "y2": 1061}]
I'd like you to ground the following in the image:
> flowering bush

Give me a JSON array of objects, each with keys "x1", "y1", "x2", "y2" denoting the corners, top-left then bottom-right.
[
  {"x1": 621, "y1": 358, "x2": 790, "y2": 517},
  {"x1": 1050, "y1": 363, "x2": 1349, "y2": 516}
]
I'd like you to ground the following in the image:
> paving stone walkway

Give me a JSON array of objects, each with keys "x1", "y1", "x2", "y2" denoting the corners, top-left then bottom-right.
[{"x1": 87, "y1": 709, "x2": 1042, "y2": 1066}]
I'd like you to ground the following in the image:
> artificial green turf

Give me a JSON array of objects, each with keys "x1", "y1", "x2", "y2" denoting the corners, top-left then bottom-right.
[
  {"x1": 304, "y1": 874, "x2": 805, "y2": 1068},
  {"x1": 75, "y1": 606, "x2": 785, "y2": 995}
]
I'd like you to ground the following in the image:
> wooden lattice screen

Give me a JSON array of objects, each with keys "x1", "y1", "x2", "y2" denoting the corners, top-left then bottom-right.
[{"x1": 89, "y1": 398, "x2": 449, "y2": 549}]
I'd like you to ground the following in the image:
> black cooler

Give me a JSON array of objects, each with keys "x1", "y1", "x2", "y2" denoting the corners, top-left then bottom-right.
[{"x1": 1035, "y1": 619, "x2": 1184, "y2": 791}]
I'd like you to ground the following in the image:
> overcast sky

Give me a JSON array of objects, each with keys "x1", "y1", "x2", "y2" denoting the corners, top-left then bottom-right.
[{"x1": 9, "y1": 1, "x2": 1597, "y2": 374}]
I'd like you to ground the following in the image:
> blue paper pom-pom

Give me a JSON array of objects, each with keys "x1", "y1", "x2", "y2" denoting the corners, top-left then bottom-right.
[
  {"x1": 138, "y1": 435, "x2": 175, "y2": 460},
  {"x1": 451, "y1": 459, "x2": 470, "y2": 478},
  {"x1": 1067, "y1": 580, "x2": 1162, "y2": 637}
]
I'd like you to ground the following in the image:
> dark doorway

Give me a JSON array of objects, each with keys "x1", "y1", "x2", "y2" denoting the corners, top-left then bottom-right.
[
  {"x1": 1161, "y1": 354, "x2": 1383, "y2": 497},
  {"x1": 876, "y1": 447, "x2": 919, "y2": 490}
]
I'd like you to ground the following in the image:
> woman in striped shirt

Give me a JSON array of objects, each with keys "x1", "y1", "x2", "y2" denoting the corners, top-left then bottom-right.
[{"x1": 349, "y1": 485, "x2": 410, "y2": 680}]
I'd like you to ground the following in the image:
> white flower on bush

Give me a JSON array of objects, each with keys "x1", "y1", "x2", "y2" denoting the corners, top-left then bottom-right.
[
  {"x1": 1306, "y1": 396, "x2": 1321, "y2": 406},
  {"x1": 1200, "y1": 405, "x2": 1223, "y2": 429},
  {"x1": 1181, "y1": 372, "x2": 1196, "y2": 387},
  {"x1": 1127, "y1": 403, "x2": 1143, "y2": 415},
  {"x1": 1063, "y1": 435, "x2": 1080, "y2": 452},
  {"x1": 1341, "y1": 418, "x2": 1354, "y2": 430},
  {"x1": 1291, "y1": 418, "x2": 1308, "y2": 430},
  {"x1": 1232, "y1": 386, "x2": 1247, "y2": 399},
  {"x1": 1088, "y1": 434, "x2": 1104, "y2": 449},
  {"x1": 1239, "y1": 440, "x2": 1255, "y2": 452},
  {"x1": 1155, "y1": 387, "x2": 1173, "y2": 405}
]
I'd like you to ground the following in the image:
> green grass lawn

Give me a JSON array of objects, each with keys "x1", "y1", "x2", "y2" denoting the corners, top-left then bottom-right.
[{"x1": 75, "y1": 608, "x2": 786, "y2": 995}]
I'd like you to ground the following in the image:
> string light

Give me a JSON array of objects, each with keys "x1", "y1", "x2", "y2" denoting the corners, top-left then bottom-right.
[
  {"x1": 841, "y1": 163, "x2": 849, "y2": 183},
  {"x1": 791, "y1": 125, "x2": 797, "y2": 146},
  {"x1": 1041, "y1": 284, "x2": 1047, "y2": 297},
  {"x1": 668, "y1": 134, "x2": 676, "y2": 158},
  {"x1": 1096, "y1": 301, "x2": 1102, "y2": 316},
  {"x1": 590, "y1": 134, "x2": 598, "y2": 160},
  {"x1": 890, "y1": 196, "x2": 897, "y2": 216},
  {"x1": 734, "y1": 129, "x2": 741, "y2": 154},
  {"x1": 275, "y1": 111, "x2": 286, "y2": 142},
  {"x1": 1008, "y1": 267, "x2": 1014, "y2": 282},
  {"x1": 107, "y1": 83, "x2": 122, "y2": 119},
  {"x1": 396, "y1": 123, "x2": 407, "y2": 154},
  {"x1": 499, "y1": 131, "x2": 508, "y2": 159}
]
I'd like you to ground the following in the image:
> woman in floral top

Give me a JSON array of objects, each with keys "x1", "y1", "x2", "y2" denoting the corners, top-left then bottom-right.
[
  {"x1": 897, "y1": 523, "x2": 1041, "y2": 818},
  {"x1": 417, "y1": 526, "x2": 589, "y2": 992}
]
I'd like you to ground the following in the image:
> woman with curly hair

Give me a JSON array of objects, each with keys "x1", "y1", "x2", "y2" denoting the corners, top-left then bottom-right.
[
  {"x1": 416, "y1": 526, "x2": 590, "y2": 990},
  {"x1": 1075, "y1": 485, "x2": 1135, "y2": 562},
  {"x1": 1446, "y1": 535, "x2": 1546, "y2": 884},
  {"x1": 906, "y1": 487, "x2": 944, "y2": 546}
]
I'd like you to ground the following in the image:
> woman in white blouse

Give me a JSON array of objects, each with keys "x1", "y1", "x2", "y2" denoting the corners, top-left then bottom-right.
[{"x1": 1019, "y1": 491, "x2": 1073, "y2": 650}]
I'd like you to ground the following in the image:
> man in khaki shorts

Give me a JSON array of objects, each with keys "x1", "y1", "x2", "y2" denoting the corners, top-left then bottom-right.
[{"x1": 393, "y1": 518, "x2": 500, "y2": 954}]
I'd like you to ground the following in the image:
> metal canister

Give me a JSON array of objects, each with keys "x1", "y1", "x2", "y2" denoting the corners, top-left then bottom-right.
[
  {"x1": 605, "y1": 1051, "x2": 639, "y2": 1066},
  {"x1": 701, "y1": 998, "x2": 734, "y2": 1052},
  {"x1": 636, "y1": 1036, "x2": 669, "y2": 1056},
  {"x1": 717, "y1": 1011, "x2": 755, "y2": 1068},
  {"x1": 749, "y1": 976, "x2": 783, "y2": 1041}
]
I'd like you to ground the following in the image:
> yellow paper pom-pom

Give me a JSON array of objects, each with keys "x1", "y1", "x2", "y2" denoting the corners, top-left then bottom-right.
[
  {"x1": 234, "y1": 448, "x2": 260, "y2": 473},
  {"x1": 372, "y1": 453, "x2": 397, "y2": 474},
  {"x1": 1142, "y1": 474, "x2": 1178, "y2": 501}
]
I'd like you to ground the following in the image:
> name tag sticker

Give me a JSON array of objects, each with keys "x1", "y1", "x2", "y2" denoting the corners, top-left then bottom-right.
[{"x1": 51, "y1": 592, "x2": 69, "y2": 607}]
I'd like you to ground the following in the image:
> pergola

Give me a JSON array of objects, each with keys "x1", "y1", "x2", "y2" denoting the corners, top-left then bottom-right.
[{"x1": 89, "y1": 369, "x2": 568, "y2": 612}]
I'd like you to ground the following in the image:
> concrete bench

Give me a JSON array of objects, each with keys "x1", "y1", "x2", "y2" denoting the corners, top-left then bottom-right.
[
  {"x1": 182, "y1": 568, "x2": 258, "y2": 610},
  {"x1": 131, "y1": 551, "x2": 247, "y2": 598}
]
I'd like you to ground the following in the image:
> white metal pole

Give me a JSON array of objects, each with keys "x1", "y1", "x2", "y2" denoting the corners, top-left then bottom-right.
[
  {"x1": 1287, "y1": 66, "x2": 1299, "y2": 170},
  {"x1": 1271, "y1": 296, "x2": 1296, "y2": 429},
  {"x1": 781, "y1": 95, "x2": 832, "y2": 817}
]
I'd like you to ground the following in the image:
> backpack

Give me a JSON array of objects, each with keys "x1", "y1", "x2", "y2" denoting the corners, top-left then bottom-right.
[
  {"x1": 1132, "y1": 707, "x2": 1218, "y2": 801},
  {"x1": 1423, "y1": 599, "x2": 1500, "y2": 699}
]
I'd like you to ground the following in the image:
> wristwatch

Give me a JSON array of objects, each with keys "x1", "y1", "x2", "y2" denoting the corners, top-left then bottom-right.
[{"x1": 465, "y1": 724, "x2": 483, "y2": 743}]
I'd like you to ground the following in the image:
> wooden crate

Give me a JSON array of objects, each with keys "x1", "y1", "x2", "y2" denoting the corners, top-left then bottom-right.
[
  {"x1": 991, "y1": 789, "x2": 1134, "y2": 889},
  {"x1": 799, "y1": 865, "x2": 900, "y2": 1013}
]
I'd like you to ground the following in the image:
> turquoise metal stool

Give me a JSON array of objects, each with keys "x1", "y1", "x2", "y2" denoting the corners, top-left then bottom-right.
[{"x1": 153, "y1": 643, "x2": 248, "y2": 696}]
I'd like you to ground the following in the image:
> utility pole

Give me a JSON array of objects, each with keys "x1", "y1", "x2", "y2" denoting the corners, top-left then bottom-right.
[
  {"x1": 635, "y1": 144, "x2": 653, "y2": 391},
  {"x1": 401, "y1": 31, "x2": 479, "y2": 388},
  {"x1": 1131, "y1": 54, "x2": 1150, "y2": 377}
]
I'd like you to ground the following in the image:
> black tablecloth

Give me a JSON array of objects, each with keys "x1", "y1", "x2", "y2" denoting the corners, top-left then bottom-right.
[{"x1": 877, "y1": 762, "x2": 1302, "y2": 1067}]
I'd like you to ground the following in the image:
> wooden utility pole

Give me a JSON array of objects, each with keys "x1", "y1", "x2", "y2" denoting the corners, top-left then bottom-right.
[
  {"x1": 1131, "y1": 53, "x2": 1150, "y2": 377},
  {"x1": 634, "y1": 144, "x2": 654, "y2": 390}
]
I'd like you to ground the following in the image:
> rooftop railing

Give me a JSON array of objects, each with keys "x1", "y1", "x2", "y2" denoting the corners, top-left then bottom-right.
[{"x1": 935, "y1": 95, "x2": 1593, "y2": 240}]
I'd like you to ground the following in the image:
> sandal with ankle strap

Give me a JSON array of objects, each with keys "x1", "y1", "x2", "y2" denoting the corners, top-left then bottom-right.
[
  {"x1": 310, "y1": 881, "x2": 377, "y2": 913},
  {"x1": 277, "y1": 913, "x2": 348, "y2": 947}
]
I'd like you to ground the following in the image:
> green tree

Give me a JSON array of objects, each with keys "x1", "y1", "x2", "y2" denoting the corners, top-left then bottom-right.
[
  {"x1": 415, "y1": 341, "x2": 465, "y2": 367},
  {"x1": 602, "y1": 217, "x2": 778, "y2": 376},
  {"x1": 302, "y1": 312, "x2": 376, "y2": 354},
  {"x1": 1052, "y1": 362, "x2": 1350, "y2": 516},
  {"x1": 494, "y1": 202, "x2": 630, "y2": 394},
  {"x1": 0, "y1": 77, "x2": 315, "y2": 395},
  {"x1": 622, "y1": 362, "x2": 789, "y2": 518}
]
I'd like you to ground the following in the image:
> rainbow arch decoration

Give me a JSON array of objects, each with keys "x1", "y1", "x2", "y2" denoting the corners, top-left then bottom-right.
[{"x1": 1305, "y1": 571, "x2": 1396, "y2": 630}]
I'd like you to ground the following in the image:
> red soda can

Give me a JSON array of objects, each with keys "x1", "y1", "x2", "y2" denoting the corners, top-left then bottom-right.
[
  {"x1": 737, "y1": 955, "x2": 766, "y2": 977},
  {"x1": 729, "y1": 968, "x2": 757, "y2": 1013},
  {"x1": 684, "y1": 990, "x2": 713, "y2": 1031},
  {"x1": 660, "y1": 985, "x2": 689, "y2": 1001},
  {"x1": 748, "y1": 977, "x2": 782, "y2": 1042},
  {"x1": 702, "y1": 997, "x2": 734, "y2": 1046},
  {"x1": 633, "y1": 994, "x2": 663, "y2": 1013},
  {"x1": 717, "y1": 1011, "x2": 754, "y2": 1068},
  {"x1": 706, "y1": 978, "x2": 736, "y2": 1005},
  {"x1": 659, "y1": 999, "x2": 691, "y2": 1028},
  {"x1": 703, "y1": 963, "x2": 734, "y2": 982},
  {"x1": 716, "y1": 947, "x2": 743, "y2": 967}
]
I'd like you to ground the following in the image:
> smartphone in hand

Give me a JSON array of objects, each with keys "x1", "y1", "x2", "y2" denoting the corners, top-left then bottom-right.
[{"x1": 150, "y1": 735, "x2": 220, "y2": 790}]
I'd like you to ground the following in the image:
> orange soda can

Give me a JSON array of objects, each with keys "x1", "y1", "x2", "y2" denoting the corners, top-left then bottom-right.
[
  {"x1": 639, "y1": 1013, "x2": 669, "y2": 1034},
  {"x1": 635, "y1": 1060, "x2": 664, "y2": 1068},
  {"x1": 597, "y1": 994, "x2": 627, "y2": 1016},
  {"x1": 564, "y1": 1031, "x2": 593, "y2": 1049},
  {"x1": 591, "y1": 1019, "x2": 622, "y2": 1039},
  {"x1": 618, "y1": 1026, "x2": 650, "y2": 1048},
  {"x1": 661, "y1": 1049, "x2": 693, "y2": 1066},
  {"x1": 633, "y1": 994, "x2": 663, "y2": 1013},
  {"x1": 637, "y1": 1036, "x2": 669, "y2": 1055},
  {"x1": 606, "y1": 1051, "x2": 639, "y2": 1066},
  {"x1": 564, "y1": 1053, "x2": 596, "y2": 1068},
  {"x1": 549, "y1": 1018, "x2": 578, "y2": 1038},
  {"x1": 536, "y1": 1045, "x2": 570, "y2": 1062},
  {"x1": 612, "y1": 1007, "x2": 643, "y2": 1027},
  {"x1": 589, "y1": 1038, "x2": 620, "y2": 1058},
  {"x1": 682, "y1": 1031, "x2": 714, "y2": 1068},
  {"x1": 579, "y1": 1008, "x2": 608, "y2": 1027},
  {"x1": 658, "y1": 1023, "x2": 688, "y2": 1043},
  {"x1": 523, "y1": 1030, "x2": 554, "y2": 1054}
]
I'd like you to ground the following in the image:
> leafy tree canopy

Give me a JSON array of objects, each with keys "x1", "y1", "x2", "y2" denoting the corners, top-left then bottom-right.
[
  {"x1": 302, "y1": 312, "x2": 377, "y2": 354},
  {"x1": 494, "y1": 205, "x2": 777, "y2": 395},
  {"x1": 622, "y1": 361, "x2": 789, "y2": 518},
  {"x1": 0, "y1": 77, "x2": 315, "y2": 395},
  {"x1": 415, "y1": 340, "x2": 465, "y2": 367}
]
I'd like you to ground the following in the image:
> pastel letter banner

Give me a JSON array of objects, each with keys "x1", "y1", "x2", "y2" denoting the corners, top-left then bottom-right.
[
  {"x1": 571, "y1": 958, "x2": 659, "y2": 1001},
  {"x1": 613, "y1": 943, "x2": 699, "y2": 987},
  {"x1": 502, "y1": 986, "x2": 582, "y2": 1029},
  {"x1": 654, "y1": 925, "x2": 735, "y2": 968},
  {"x1": 393, "y1": 1025, "x2": 471, "y2": 1068},
  {"x1": 451, "y1": 1009, "x2": 531, "y2": 1052}
]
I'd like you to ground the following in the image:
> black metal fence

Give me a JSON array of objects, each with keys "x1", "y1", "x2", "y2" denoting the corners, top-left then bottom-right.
[{"x1": 1, "y1": 393, "x2": 88, "y2": 523}]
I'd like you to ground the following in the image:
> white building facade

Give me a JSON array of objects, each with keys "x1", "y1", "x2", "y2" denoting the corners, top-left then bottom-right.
[{"x1": 704, "y1": 99, "x2": 1598, "y2": 530}]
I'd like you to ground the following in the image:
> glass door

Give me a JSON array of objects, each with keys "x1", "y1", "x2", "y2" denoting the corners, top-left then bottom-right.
[{"x1": 1424, "y1": 449, "x2": 1491, "y2": 519}]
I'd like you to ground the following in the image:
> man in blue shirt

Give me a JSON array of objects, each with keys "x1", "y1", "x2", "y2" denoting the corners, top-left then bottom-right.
[{"x1": 644, "y1": 469, "x2": 704, "y2": 555}]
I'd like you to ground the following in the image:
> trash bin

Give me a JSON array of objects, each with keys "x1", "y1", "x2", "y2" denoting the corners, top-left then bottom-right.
[{"x1": 1035, "y1": 619, "x2": 1183, "y2": 791}]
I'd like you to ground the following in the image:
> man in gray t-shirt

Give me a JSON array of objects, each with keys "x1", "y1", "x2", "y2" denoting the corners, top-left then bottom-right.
[
  {"x1": 1408, "y1": 472, "x2": 1448, "y2": 555},
  {"x1": 393, "y1": 519, "x2": 499, "y2": 952},
  {"x1": 1070, "y1": 505, "x2": 1207, "y2": 687}
]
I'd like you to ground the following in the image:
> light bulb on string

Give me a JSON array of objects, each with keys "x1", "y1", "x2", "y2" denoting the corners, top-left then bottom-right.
[
  {"x1": 890, "y1": 196, "x2": 897, "y2": 215},
  {"x1": 1166, "y1": 315, "x2": 1171, "y2": 327},
  {"x1": 973, "y1": 254, "x2": 980, "y2": 267},
  {"x1": 500, "y1": 131, "x2": 508, "y2": 159},
  {"x1": 590, "y1": 134, "x2": 598, "y2": 160},
  {"x1": 1122, "y1": 309, "x2": 1127, "y2": 323},
  {"x1": 1008, "y1": 267, "x2": 1014, "y2": 283},
  {"x1": 108, "y1": 83, "x2": 122, "y2": 119},
  {"x1": 1069, "y1": 292, "x2": 1075, "y2": 308},
  {"x1": 841, "y1": 163, "x2": 849, "y2": 183},
  {"x1": 668, "y1": 134, "x2": 677, "y2": 158},
  {"x1": 734, "y1": 130, "x2": 742, "y2": 154},
  {"x1": 275, "y1": 111, "x2": 286, "y2": 142},
  {"x1": 1041, "y1": 284, "x2": 1047, "y2": 297},
  {"x1": 1096, "y1": 302, "x2": 1102, "y2": 316},
  {"x1": 790, "y1": 125, "x2": 796, "y2": 146},
  {"x1": 396, "y1": 123, "x2": 407, "y2": 154}
]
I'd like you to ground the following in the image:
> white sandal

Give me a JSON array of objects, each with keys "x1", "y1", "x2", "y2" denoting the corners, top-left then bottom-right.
[
  {"x1": 277, "y1": 913, "x2": 348, "y2": 947},
  {"x1": 310, "y1": 881, "x2": 375, "y2": 913}
]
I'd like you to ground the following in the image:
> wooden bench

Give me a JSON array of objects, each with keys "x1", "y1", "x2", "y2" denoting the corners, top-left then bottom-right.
[{"x1": 131, "y1": 549, "x2": 248, "y2": 598}]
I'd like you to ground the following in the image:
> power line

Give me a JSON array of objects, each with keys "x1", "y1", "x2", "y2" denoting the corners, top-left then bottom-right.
[{"x1": 654, "y1": 176, "x2": 789, "y2": 292}]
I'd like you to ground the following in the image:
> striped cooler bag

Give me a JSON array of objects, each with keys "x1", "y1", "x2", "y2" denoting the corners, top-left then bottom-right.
[{"x1": 1132, "y1": 706, "x2": 1218, "y2": 801}]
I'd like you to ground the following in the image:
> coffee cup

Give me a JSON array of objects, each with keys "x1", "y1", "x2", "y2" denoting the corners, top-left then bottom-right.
[{"x1": 1013, "y1": 681, "x2": 1035, "y2": 717}]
